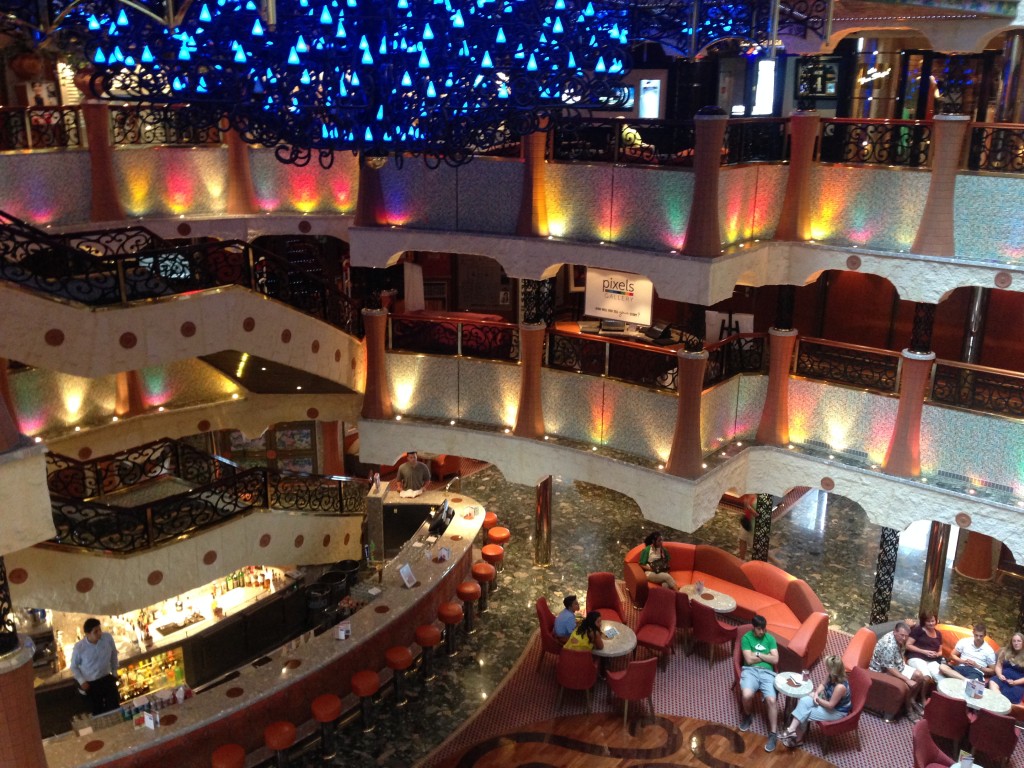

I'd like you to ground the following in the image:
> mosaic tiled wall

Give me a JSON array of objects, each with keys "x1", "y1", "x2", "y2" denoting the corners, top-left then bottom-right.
[
  {"x1": 387, "y1": 353, "x2": 459, "y2": 419},
  {"x1": 250, "y1": 149, "x2": 357, "y2": 215},
  {"x1": 542, "y1": 368, "x2": 612, "y2": 445},
  {"x1": 719, "y1": 164, "x2": 786, "y2": 245},
  {"x1": 598, "y1": 379, "x2": 677, "y2": 461},
  {"x1": 921, "y1": 403, "x2": 1024, "y2": 494},
  {"x1": 0, "y1": 151, "x2": 92, "y2": 225},
  {"x1": 457, "y1": 357, "x2": 520, "y2": 426},
  {"x1": 114, "y1": 147, "x2": 228, "y2": 217},
  {"x1": 702, "y1": 376, "x2": 741, "y2": 453},
  {"x1": 787, "y1": 378, "x2": 897, "y2": 463},
  {"x1": 454, "y1": 158, "x2": 523, "y2": 235},
  {"x1": 954, "y1": 174, "x2": 1024, "y2": 265},
  {"x1": 380, "y1": 160, "x2": 458, "y2": 229},
  {"x1": 735, "y1": 374, "x2": 768, "y2": 441}
]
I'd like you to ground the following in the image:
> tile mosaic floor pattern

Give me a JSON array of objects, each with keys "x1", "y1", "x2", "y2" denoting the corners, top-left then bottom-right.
[{"x1": 323, "y1": 465, "x2": 1020, "y2": 767}]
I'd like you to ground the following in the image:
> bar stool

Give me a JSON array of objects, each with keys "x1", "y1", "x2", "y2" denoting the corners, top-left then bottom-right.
[
  {"x1": 310, "y1": 693, "x2": 342, "y2": 760},
  {"x1": 471, "y1": 561, "x2": 496, "y2": 610},
  {"x1": 456, "y1": 581, "x2": 482, "y2": 635},
  {"x1": 385, "y1": 645, "x2": 414, "y2": 707},
  {"x1": 350, "y1": 669, "x2": 381, "y2": 733},
  {"x1": 263, "y1": 720, "x2": 297, "y2": 768},
  {"x1": 487, "y1": 525, "x2": 511, "y2": 549},
  {"x1": 481, "y1": 543, "x2": 505, "y2": 576},
  {"x1": 415, "y1": 624, "x2": 443, "y2": 682},
  {"x1": 438, "y1": 601, "x2": 464, "y2": 657},
  {"x1": 482, "y1": 511, "x2": 499, "y2": 545},
  {"x1": 211, "y1": 744, "x2": 245, "y2": 768}
]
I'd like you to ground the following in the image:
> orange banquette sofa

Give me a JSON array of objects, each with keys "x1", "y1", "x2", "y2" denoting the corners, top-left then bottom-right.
[{"x1": 624, "y1": 542, "x2": 829, "y2": 670}]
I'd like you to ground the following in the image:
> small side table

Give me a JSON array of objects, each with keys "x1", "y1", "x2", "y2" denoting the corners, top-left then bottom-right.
[{"x1": 774, "y1": 672, "x2": 813, "y2": 721}]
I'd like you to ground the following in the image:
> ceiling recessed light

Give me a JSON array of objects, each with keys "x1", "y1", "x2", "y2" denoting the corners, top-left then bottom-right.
[
  {"x1": 261, "y1": 367, "x2": 267, "y2": 371},
  {"x1": 296, "y1": 386, "x2": 302, "y2": 390}
]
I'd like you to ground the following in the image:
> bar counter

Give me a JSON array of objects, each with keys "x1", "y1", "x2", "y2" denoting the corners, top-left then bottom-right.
[{"x1": 42, "y1": 490, "x2": 484, "y2": 768}]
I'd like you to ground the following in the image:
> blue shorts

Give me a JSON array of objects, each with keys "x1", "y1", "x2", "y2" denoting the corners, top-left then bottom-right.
[{"x1": 740, "y1": 666, "x2": 777, "y2": 700}]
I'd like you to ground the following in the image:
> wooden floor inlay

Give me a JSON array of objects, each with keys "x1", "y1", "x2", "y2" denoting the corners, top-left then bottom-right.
[{"x1": 439, "y1": 714, "x2": 837, "y2": 768}]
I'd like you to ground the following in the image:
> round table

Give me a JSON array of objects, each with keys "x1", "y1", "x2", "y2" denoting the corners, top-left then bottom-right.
[
  {"x1": 681, "y1": 584, "x2": 737, "y2": 614},
  {"x1": 937, "y1": 677, "x2": 1012, "y2": 715},
  {"x1": 774, "y1": 672, "x2": 814, "y2": 720},
  {"x1": 592, "y1": 620, "x2": 637, "y2": 677}
]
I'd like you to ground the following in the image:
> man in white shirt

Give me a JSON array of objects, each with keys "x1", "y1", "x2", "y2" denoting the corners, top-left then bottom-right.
[
  {"x1": 948, "y1": 622, "x2": 997, "y2": 681},
  {"x1": 69, "y1": 618, "x2": 120, "y2": 714}
]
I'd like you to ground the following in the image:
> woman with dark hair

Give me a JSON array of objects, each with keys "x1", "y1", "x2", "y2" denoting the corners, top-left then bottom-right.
[
  {"x1": 906, "y1": 610, "x2": 945, "y2": 683},
  {"x1": 563, "y1": 611, "x2": 605, "y2": 653},
  {"x1": 639, "y1": 531, "x2": 679, "y2": 590}
]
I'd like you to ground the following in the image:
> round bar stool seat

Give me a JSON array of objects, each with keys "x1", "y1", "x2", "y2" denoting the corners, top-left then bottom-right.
[
  {"x1": 487, "y1": 526, "x2": 511, "y2": 548},
  {"x1": 311, "y1": 694, "x2": 342, "y2": 760},
  {"x1": 456, "y1": 581, "x2": 482, "y2": 634},
  {"x1": 415, "y1": 624, "x2": 443, "y2": 682},
  {"x1": 471, "y1": 561, "x2": 496, "y2": 609},
  {"x1": 481, "y1": 543, "x2": 505, "y2": 576},
  {"x1": 385, "y1": 645, "x2": 415, "y2": 707},
  {"x1": 438, "y1": 601, "x2": 465, "y2": 657},
  {"x1": 482, "y1": 511, "x2": 499, "y2": 545},
  {"x1": 351, "y1": 669, "x2": 381, "y2": 733},
  {"x1": 264, "y1": 721, "x2": 296, "y2": 768},
  {"x1": 211, "y1": 744, "x2": 246, "y2": 768}
]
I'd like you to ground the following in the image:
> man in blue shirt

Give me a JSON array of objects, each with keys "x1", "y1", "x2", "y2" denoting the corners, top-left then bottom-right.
[
  {"x1": 69, "y1": 618, "x2": 120, "y2": 715},
  {"x1": 553, "y1": 595, "x2": 579, "y2": 641}
]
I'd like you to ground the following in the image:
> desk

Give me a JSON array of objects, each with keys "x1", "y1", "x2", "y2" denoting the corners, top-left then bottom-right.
[
  {"x1": 774, "y1": 672, "x2": 813, "y2": 720},
  {"x1": 938, "y1": 677, "x2": 1012, "y2": 715},
  {"x1": 593, "y1": 621, "x2": 637, "y2": 675},
  {"x1": 681, "y1": 584, "x2": 737, "y2": 614}
]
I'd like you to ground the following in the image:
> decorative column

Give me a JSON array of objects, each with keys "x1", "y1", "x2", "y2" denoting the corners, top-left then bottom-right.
[
  {"x1": 869, "y1": 526, "x2": 901, "y2": 626},
  {"x1": 954, "y1": 530, "x2": 998, "y2": 581},
  {"x1": 996, "y1": 31, "x2": 1024, "y2": 123},
  {"x1": 0, "y1": 375, "x2": 21, "y2": 452},
  {"x1": 360, "y1": 308, "x2": 393, "y2": 420},
  {"x1": 225, "y1": 129, "x2": 259, "y2": 215},
  {"x1": 535, "y1": 475, "x2": 552, "y2": 566},
  {"x1": 883, "y1": 303, "x2": 935, "y2": 478},
  {"x1": 0, "y1": 360, "x2": 17, "y2": 431},
  {"x1": 919, "y1": 520, "x2": 951, "y2": 617},
  {"x1": 319, "y1": 421, "x2": 345, "y2": 476},
  {"x1": 750, "y1": 493, "x2": 774, "y2": 563},
  {"x1": 115, "y1": 370, "x2": 146, "y2": 418},
  {"x1": 911, "y1": 115, "x2": 970, "y2": 257},
  {"x1": 0, "y1": 557, "x2": 47, "y2": 768},
  {"x1": 682, "y1": 107, "x2": 728, "y2": 258},
  {"x1": 665, "y1": 347, "x2": 708, "y2": 479},
  {"x1": 516, "y1": 122, "x2": 549, "y2": 237},
  {"x1": 513, "y1": 323, "x2": 546, "y2": 438},
  {"x1": 956, "y1": 287, "x2": 988, "y2": 407},
  {"x1": 756, "y1": 329, "x2": 798, "y2": 446},
  {"x1": 776, "y1": 111, "x2": 821, "y2": 241},
  {"x1": 353, "y1": 154, "x2": 388, "y2": 227},
  {"x1": 80, "y1": 100, "x2": 126, "y2": 222}
]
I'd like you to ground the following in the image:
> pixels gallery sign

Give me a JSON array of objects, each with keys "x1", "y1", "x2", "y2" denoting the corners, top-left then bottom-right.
[{"x1": 584, "y1": 267, "x2": 653, "y2": 326}]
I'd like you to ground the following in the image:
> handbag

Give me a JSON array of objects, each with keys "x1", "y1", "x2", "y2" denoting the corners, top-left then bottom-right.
[{"x1": 650, "y1": 559, "x2": 669, "y2": 574}]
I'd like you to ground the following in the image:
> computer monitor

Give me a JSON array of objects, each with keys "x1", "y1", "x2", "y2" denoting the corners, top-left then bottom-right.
[
  {"x1": 644, "y1": 321, "x2": 670, "y2": 340},
  {"x1": 427, "y1": 499, "x2": 451, "y2": 536}
]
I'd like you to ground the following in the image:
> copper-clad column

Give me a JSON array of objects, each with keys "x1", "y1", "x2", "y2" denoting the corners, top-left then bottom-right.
[
  {"x1": 320, "y1": 421, "x2": 345, "y2": 475},
  {"x1": 776, "y1": 111, "x2": 821, "y2": 241},
  {"x1": 882, "y1": 350, "x2": 935, "y2": 477},
  {"x1": 361, "y1": 308, "x2": 393, "y2": 420},
  {"x1": 225, "y1": 129, "x2": 259, "y2": 215},
  {"x1": 516, "y1": 123, "x2": 550, "y2": 237},
  {"x1": 0, "y1": 386, "x2": 19, "y2": 452},
  {"x1": 513, "y1": 322, "x2": 546, "y2": 438},
  {"x1": 682, "y1": 108, "x2": 728, "y2": 258},
  {"x1": 665, "y1": 349, "x2": 708, "y2": 478},
  {"x1": 954, "y1": 530, "x2": 997, "y2": 581},
  {"x1": 0, "y1": 623, "x2": 47, "y2": 766},
  {"x1": 911, "y1": 115, "x2": 970, "y2": 257},
  {"x1": 115, "y1": 370, "x2": 146, "y2": 418},
  {"x1": 0, "y1": 359, "x2": 16, "y2": 430},
  {"x1": 81, "y1": 100, "x2": 126, "y2": 222},
  {"x1": 354, "y1": 154, "x2": 388, "y2": 227},
  {"x1": 756, "y1": 328, "x2": 798, "y2": 446}
]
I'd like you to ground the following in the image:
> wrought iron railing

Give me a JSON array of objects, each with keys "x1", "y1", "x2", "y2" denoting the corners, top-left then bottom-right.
[
  {"x1": 109, "y1": 105, "x2": 223, "y2": 147},
  {"x1": 818, "y1": 118, "x2": 932, "y2": 168},
  {"x1": 545, "y1": 329, "x2": 682, "y2": 391},
  {"x1": 55, "y1": 224, "x2": 170, "y2": 256},
  {"x1": 0, "y1": 106, "x2": 85, "y2": 151},
  {"x1": 966, "y1": 123, "x2": 1024, "y2": 174},
  {"x1": 389, "y1": 313, "x2": 519, "y2": 361},
  {"x1": 930, "y1": 360, "x2": 1024, "y2": 418},
  {"x1": 794, "y1": 337, "x2": 901, "y2": 393},
  {"x1": 704, "y1": 334, "x2": 767, "y2": 386},
  {"x1": 722, "y1": 119, "x2": 789, "y2": 166},
  {"x1": 549, "y1": 117, "x2": 697, "y2": 166}
]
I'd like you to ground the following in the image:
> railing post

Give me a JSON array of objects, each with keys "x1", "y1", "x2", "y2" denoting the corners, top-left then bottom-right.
[
  {"x1": 80, "y1": 100, "x2": 126, "y2": 222},
  {"x1": 145, "y1": 506, "x2": 156, "y2": 547},
  {"x1": 665, "y1": 349, "x2": 709, "y2": 478},
  {"x1": 361, "y1": 308, "x2": 394, "y2": 420},
  {"x1": 756, "y1": 328, "x2": 799, "y2": 446},
  {"x1": 354, "y1": 153, "x2": 388, "y2": 227},
  {"x1": 682, "y1": 108, "x2": 729, "y2": 258},
  {"x1": 516, "y1": 116, "x2": 550, "y2": 237},
  {"x1": 457, "y1": 322, "x2": 463, "y2": 357},
  {"x1": 911, "y1": 114, "x2": 970, "y2": 257},
  {"x1": 224, "y1": 127, "x2": 259, "y2": 215},
  {"x1": 513, "y1": 322, "x2": 546, "y2": 439},
  {"x1": 776, "y1": 111, "x2": 821, "y2": 241}
]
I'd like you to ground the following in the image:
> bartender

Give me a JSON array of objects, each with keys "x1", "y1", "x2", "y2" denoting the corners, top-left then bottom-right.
[
  {"x1": 397, "y1": 451, "x2": 430, "y2": 491},
  {"x1": 69, "y1": 618, "x2": 120, "y2": 715}
]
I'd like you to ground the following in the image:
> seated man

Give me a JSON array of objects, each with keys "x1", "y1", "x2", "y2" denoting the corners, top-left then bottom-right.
[
  {"x1": 947, "y1": 622, "x2": 997, "y2": 681},
  {"x1": 739, "y1": 615, "x2": 780, "y2": 753},
  {"x1": 553, "y1": 595, "x2": 579, "y2": 642},
  {"x1": 397, "y1": 451, "x2": 430, "y2": 491},
  {"x1": 869, "y1": 621, "x2": 927, "y2": 721}
]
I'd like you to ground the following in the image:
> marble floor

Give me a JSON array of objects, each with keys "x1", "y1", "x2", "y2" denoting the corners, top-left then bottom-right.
[{"x1": 317, "y1": 465, "x2": 1021, "y2": 767}]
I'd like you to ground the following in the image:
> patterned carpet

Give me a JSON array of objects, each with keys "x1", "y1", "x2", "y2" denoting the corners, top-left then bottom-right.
[{"x1": 420, "y1": 582, "x2": 1024, "y2": 768}]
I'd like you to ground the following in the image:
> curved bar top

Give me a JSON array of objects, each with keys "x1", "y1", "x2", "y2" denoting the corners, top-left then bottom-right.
[{"x1": 43, "y1": 492, "x2": 485, "y2": 768}]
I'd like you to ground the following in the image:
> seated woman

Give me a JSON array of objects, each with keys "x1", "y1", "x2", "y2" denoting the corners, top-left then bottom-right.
[
  {"x1": 639, "y1": 531, "x2": 679, "y2": 591},
  {"x1": 779, "y1": 655, "x2": 851, "y2": 747},
  {"x1": 563, "y1": 611, "x2": 605, "y2": 653},
  {"x1": 905, "y1": 610, "x2": 946, "y2": 683},
  {"x1": 989, "y1": 631, "x2": 1024, "y2": 704}
]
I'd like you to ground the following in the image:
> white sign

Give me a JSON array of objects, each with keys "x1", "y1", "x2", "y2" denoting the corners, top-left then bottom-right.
[{"x1": 584, "y1": 267, "x2": 653, "y2": 326}]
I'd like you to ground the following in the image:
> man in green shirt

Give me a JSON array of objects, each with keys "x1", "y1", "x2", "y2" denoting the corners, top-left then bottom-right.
[{"x1": 738, "y1": 614, "x2": 780, "y2": 752}]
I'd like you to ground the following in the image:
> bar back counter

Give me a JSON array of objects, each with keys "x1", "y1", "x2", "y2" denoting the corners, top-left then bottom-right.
[{"x1": 42, "y1": 490, "x2": 484, "y2": 768}]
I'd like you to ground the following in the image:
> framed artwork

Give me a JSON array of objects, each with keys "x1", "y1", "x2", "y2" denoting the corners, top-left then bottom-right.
[
  {"x1": 398, "y1": 563, "x2": 417, "y2": 588},
  {"x1": 569, "y1": 265, "x2": 587, "y2": 293},
  {"x1": 796, "y1": 58, "x2": 841, "y2": 100},
  {"x1": 17, "y1": 81, "x2": 59, "y2": 107}
]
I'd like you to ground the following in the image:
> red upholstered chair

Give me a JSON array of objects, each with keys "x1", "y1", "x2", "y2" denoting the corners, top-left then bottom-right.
[
  {"x1": 675, "y1": 591, "x2": 692, "y2": 653},
  {"x1": 922, "y1": 689, "x2": 969, "y2": 756},
  {"x1": 555, "y1": 646, "x2": 599, "y2": 712},
  {"x1": 912, "y1": 719, "x2": 955, "y2": 768},
  {"x1": 969, "y1": 708, "x2": 1019, "y2": 768},
  {"x1": 536, "y1": 597, "x2": 563, "y2": 670},
  {"x1": 842, "y1": 626, "x2": 923, "y2": 721},
  {"x1": 607, "y1": 657, "x2": 658, "y2": 729},
  {"x1": 635, "y1": 586, "x2": 676, "y2": 662},
  {"x1": 693, "y1": 598, "x2": 737, "y2": 666},
  {"x1": 210, "y1": 744, "x2": 246, "y2": 768},
  {"x1": 430, "y1": 453, "x2": 460, "y2": 479},
  {"x1": 814, "y1": 666, "x2": 870, "y2": 754},
  {"x1": 586, "y1": 572, "x2": 624, "y2": 624}
]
